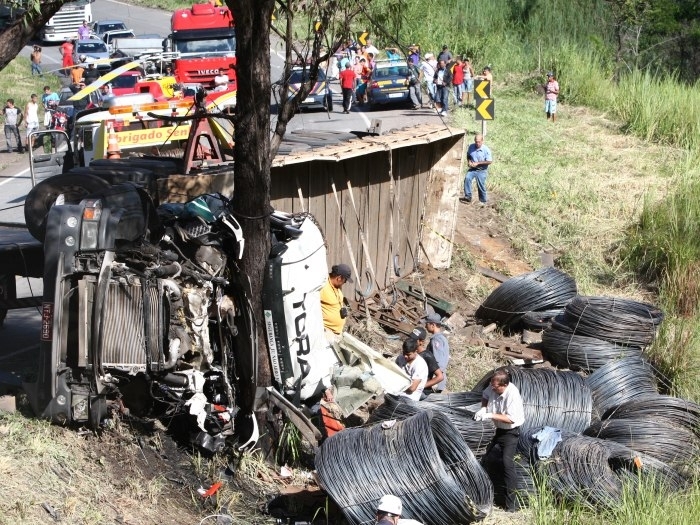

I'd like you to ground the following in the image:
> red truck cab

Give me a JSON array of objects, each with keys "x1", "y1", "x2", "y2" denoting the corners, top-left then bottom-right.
[{"x1": 170, "y1": 3, "x2": 236, "y2": 90}]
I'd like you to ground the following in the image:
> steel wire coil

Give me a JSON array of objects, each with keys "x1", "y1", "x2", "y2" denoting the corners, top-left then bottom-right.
[
  {"x1": 423, "y1": 391, "x2": 484, "y2": 408},
  {"x1": 584, "y1": 356, "x2": 658, "y2": 421},
  {"x1": 472, "y1": 367, "x2": 592, "y2": 433},
  {"x1": 554, "y1": 295, "x2": 664, "y2": 348},
  {"x1": 534, "y1": 434, "x2": 687, "y2": 509},
  {"x1": 541, "y1": 327, "x2": 643, "y2": 372},
  {"x1": 583, "y1": 417, "x2": 700, "y2": 473},
  {"x1": 475, "y1": 267, "x2": 577, "y2": 328},
  {"x1": 369, "y1": 394, "x2": 495, "y2": 458},
  {"x1": 315, "y1": 410, "x2": 493, "y2": 525},
  {"x1": 521, "y1": 308, "x2": 564, "y2": 331},
  {"x1": 603, "y1": 394, "x2": 700, "y2": 436}
]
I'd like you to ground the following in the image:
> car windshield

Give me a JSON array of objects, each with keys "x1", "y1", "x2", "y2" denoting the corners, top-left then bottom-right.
[
  {"x1": 97, "y1": 23, "x2": 126, "y2": 33},
  {"x1": 173, "y1": 37, "x2": 236, "y2": 55},
  {"x1": 112, "y1": 75, "x2": 139, "y2": 89},
  {"x1": 373, "y1": 64, "x2": 410, "y2": 79},
  {"x1": 289, "y1": 69, "x2": 327, "y2": 85},
  {"x1": 78, "y1": 42, "x2": 109, "y2": 54}
]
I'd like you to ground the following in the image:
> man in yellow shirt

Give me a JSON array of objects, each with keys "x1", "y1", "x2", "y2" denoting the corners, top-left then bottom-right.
[{"x1": 321, "y1": 263, "x2": 353, "y2": 338}]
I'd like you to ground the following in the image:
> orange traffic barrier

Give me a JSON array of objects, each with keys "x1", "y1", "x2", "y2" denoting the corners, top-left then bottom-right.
[{"x1": 106, "y1": 122, "x2": 121, "y2": 159}]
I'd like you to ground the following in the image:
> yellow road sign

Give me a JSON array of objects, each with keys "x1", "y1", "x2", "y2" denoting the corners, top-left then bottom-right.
[
  {"x1": 357, "y1": 31, "x2": 369, "y2": 46},
  {"x1": 475, "y1": 98, "x2": 494, "y2": 120},
  {"x1": 475, "y1": 79, "x2": 491, "y2": 99}
]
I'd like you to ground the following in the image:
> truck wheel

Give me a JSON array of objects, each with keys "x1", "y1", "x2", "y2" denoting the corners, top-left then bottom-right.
[{"x1": 24, "y1": 173, "x2": 110, "y2": 242}]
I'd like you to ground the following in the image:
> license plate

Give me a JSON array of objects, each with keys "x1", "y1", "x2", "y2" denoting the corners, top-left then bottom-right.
[
  {"x1": 303, "y1": 97, "x2": 316, "y2": 104},
  {"x1": 388, "y1": 93, "x2": 404, "y2": 99}
]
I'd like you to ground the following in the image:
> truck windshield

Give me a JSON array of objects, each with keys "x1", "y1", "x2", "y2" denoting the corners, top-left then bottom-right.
[{"x1": 173, "y1": 36, "x2": 236, "y2": 56}]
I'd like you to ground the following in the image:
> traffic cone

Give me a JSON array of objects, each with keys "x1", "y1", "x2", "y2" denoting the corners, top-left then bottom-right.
[{"x1": 106, "y1": 122, "x2": 121, "y2": 159}]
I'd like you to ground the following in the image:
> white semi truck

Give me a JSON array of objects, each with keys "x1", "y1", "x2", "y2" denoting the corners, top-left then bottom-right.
[{"x1": 39, "y1": 0, "x2": 94, "y2": 43}]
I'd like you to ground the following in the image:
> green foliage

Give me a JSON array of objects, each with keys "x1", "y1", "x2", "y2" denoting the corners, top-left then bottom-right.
[{"x1": 275, "y1": 421, "x2": 302, "y2": 466}]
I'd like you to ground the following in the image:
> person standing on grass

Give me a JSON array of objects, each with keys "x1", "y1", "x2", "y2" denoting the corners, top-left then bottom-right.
[
  {"x1": 339, "y1": 62, "x2": 356, "y2": 114},
  {"x1": 474, "y1": 368, "x2": 525, "y2": 513},
  {"x1": 462, "y1": 57, "x2": 475, "y2": 107},
  {"x1": 30, "y1": 45, "x2": 42, "y2": 76},
  {"x1": 461, "y1": 133, "x2": 493, "y2": 205},
  {"x1": 24, "y1": 94, "x2": 40, "y2": 149},
  {"x1": 545, "y1": 71, "x2": 559, "y2": 121},
  {"x1": 3, "y1": 99, "x2": 24, "y2": 153},
  {"x1": 433, "y1": 59, "x2": 452, "y2": 116}
]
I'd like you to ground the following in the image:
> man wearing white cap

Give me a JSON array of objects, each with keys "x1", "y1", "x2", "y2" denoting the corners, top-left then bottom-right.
[
  {"x1": 420, "y1": 53, "x2": 437, "y2": 107},
  {"x1": 375, "y1": 494, "x2": 424, "y2": 525},
  {"x1": 321, "y1": 263, "x2": 353, "y2": 339}
]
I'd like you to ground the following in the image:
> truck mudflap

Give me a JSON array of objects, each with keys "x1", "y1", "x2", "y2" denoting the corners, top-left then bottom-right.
[{"x1": 262, "y1": 212, "x2": 340, "y2": 402}]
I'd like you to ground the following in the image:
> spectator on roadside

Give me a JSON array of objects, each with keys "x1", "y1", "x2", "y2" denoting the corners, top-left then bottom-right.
[
  {"x1": 408, "y1": 44, "x2": 420, "y2": 66},
  {"x1": 437, "y1": 44, "x2": 452, "y2": 63},
  {"x1": 352, "y1": 55, "x2": 363, "y2": 89},
  {"x1": 355, "y1": 57, "x2": 371, "y2": 104},
  {"x1": 433, "y1": 59, "x2": 452, "y2": 116},
  {"x1": 409, "y1": 326, "x2": 444, "y2": 398},
  {"x1": 462, "y1": 57, "x2": 475, "y2": 107},
  {"x1": 478, "y1": 65, "x2": 493, "y2": 83},
  {"x1": 42, "y1": 86, "x2": 59, "y2": 128},
  {"x1": 213, "y1": 68, "x2": 229, "y2": 92},
  {"x1": 70, "y1": 55, "x2": 86, "y2": 85},
  {"x1": 69, "y1": 82, "x2": 89, "y2": 114},
  {"x1": 395, "y1": 337, "x2": 428, "y2": 401},
  {"x1": 386, "y1": 47, "x2": 401, "y2": 61},
  {"x1": 407, "y1": 59, "x2": 422, "y2": 110},
  {"x1": 420, "y1": 53, "x2": 437, "y2": 108},
  {"x1": 60, "y1": 38, "x2": 74, "y2": 76},
  {"x1": 320, "y1": 263, "x2": 353, "y2": 340},
  {"x1": 3, "y1": 99, "x2": 23, "y2": 153},
  {"x1": 83, "y1": 61, "x2": 100, "y2": 85},
  {"x1": 451, "y1": 56, "x2": 464, "y2": 107},
  {"x1": 461, "y1": 133, "x2": 493, "y2": 205},
  {"x1": 338, "y1": 62, "x2": 356, "y2": 114},
  {"x1": 30, "y1": 45, "x2": 42, "y2": 76},
  {"x1": 544, "y1": 71, "x2": 559, "y2": 122},
  {"x1": 424, "y1": 313, "x2": 449, "y2": 390},
  {"x1": 77, "y1": 20, "x2": 91, "y2": 40},
  {"x1": 24, "y1": 94, "x2": 40, "y2": 149},
  {"x1": 474, "y1": 368, "x2": 525, "y2": 512}
]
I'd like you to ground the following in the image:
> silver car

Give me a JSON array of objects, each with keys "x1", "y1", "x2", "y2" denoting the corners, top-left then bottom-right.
[{"x1": 72, "y1": 38, "x2": 111, "y2": 71}]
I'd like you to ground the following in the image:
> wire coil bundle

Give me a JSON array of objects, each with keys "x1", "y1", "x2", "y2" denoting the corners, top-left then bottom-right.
[
  {"x1": 584, "y1": 357, "x2": 658, "y2": 421},
  {"x1": 583, "y1": 417, "x2": 700, "y2": 472},
  {"x1": 315, "y1": 410, "x2": 493, "y2": 525},
  {"x1": 534, "y1": 434, "x2": 687, "y2": 509},
  {"x1": 472, "y1": 367, "x2": 592, "y2": 433},
  {"x1": 475, "y1": 267, "x2": 577, "y2": 328},
  {"x1": 541, "y1": 328, "x2": 643, "y2": 372},
  {"x1": 423, "y1": 391, "x2": 484, "y2": 409},
  {"x1": 603, "y1": 393, "x2": 700, "y2": 434},
  {"x1": 369, "y1": 394, "x2": 495, "y2": 458},
  {"x1": 553, "y1": 295, "x2": 664, "y2": 348}
]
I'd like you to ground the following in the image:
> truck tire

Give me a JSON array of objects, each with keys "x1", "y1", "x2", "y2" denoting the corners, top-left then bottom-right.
[{"x1": 24, "y1": 173, "x2": 110, "y2": 242}]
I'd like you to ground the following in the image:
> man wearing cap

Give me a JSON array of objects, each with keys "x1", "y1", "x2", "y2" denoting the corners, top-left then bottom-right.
[
  {"x1": 424, "y1": 313, "x2": 450, "y2": 390},
  {"x1": 320, "y1": 263, "x2": 352, "y2": 339},
  {"x1": 407, "y1": 45, "x2": 420, "y2": 66},
  {"x1": 420, "y1": 53, "x2": 437, "y2": 108},
  {"x1": 474, "y1": 368, "x2": 525, "y2": 512},
  {"x1": 395, "y1": 338, "x2": 428, "y2": 401},
  {"x1": 409, "y1": 326, "x2": 444, "y2": 397},
  {"x1": 544, "y1": 71, "x2": 559, "y2": 121}
]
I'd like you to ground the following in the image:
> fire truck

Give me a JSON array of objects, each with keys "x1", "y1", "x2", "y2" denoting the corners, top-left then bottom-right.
[{"x1": 169, "y1": 3, "x2": 236, "y2": 90}]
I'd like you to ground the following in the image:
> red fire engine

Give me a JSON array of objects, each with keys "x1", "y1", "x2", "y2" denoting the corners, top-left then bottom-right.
[{"x1": 170, "y1": 3, "x2": 236, "y2": 90}]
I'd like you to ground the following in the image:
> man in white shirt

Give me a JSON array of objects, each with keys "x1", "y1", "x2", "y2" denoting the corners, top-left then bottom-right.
[
  {"x1": 213, "y1": 69, "x2": 229, "y2": 92},
  {"x1": 395, "y1": 338, "x2": 428, "y2": 401},
  {"x1": 474, "y1": 368, "x2": 525, "y2": 512}
]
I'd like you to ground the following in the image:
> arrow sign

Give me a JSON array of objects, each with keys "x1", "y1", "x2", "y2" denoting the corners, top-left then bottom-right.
[
  {"x1": 475, "y1": 98, "x2": 494, "y2": 120},
  {"x1": 475, "y1": 79, "x2": 491, "y2": 99},
  {"x1": 357, "y1": 31, "x2": 369, "y2": 46}
]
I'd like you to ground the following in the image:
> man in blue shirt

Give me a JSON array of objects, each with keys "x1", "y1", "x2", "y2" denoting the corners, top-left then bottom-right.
[{"x1": 461, "y1": 134, "x2": 493, "y2": 204}]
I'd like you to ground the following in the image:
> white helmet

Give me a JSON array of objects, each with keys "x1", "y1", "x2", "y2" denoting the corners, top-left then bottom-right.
[{"x1": 377, "y1": 495, "x2": 402, "y2": 516}]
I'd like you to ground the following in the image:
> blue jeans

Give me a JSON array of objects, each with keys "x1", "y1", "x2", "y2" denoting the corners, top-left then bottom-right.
[
  {"x1": 31, "y1": 62, "x2": 42, "y2": 76},
  {"x1": 436, "y1": 85, "x2": 449, "y2": 112},
  {"x1": 465, "y1": 169, "x2": 488, "y2": 202}
]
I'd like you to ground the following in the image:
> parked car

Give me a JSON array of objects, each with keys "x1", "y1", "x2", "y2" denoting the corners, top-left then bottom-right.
[
  {"x1": 91, "y1": 20, "x2": 129, "y2": 40},
  {"x1": 102, "y1": 29, "x2": 136, "y2": 49},
  {"x1": 366, "y1": 60, "x2": 411, "y2": 109},
  {"x1": 287, "y1": 67, "x2": 333, "y2": 111},
  {"x1": 73, "y1": 38, "x2": 111, "y2": 71}
]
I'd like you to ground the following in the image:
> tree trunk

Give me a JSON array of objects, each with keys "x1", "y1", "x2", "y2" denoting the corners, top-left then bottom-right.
[
  {"x1": 229, "y1": 0, "x2": 275, "y2": 389},
  {"x1": 0, "y1": 1, "x2": 66, "y2": 70}
]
